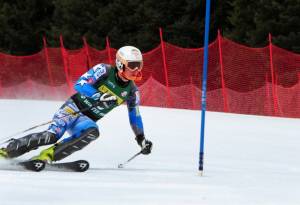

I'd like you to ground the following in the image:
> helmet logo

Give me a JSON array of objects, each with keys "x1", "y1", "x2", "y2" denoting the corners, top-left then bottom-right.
[
  {"x1": 131, "y1": 49, "x2": 140, "y2": 60},
  {"x1": 116, "y1": 58, "x2": 123, "y2": 70}
]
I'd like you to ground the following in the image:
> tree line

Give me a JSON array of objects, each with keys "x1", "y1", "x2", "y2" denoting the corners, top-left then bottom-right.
[{"x1": 0, "y1": 0, "x2": 299, "y2": 55}]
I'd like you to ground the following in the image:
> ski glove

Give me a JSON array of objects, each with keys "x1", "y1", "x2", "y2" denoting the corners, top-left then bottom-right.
[
  {"x1": 91, "y1": 92, "x2": 117, "y2": 108},
  {"x1": 136, "y1": 134, "x2": 153, "y2": 155}
]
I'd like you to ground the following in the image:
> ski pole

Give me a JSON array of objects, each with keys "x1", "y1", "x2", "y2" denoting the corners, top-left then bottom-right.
[
  {"x1": 118, "y1": 151, "x2": 142, "y2": 168},
  {"x1": 0, "y1": 102, "x2": 101, "y2": 145}
]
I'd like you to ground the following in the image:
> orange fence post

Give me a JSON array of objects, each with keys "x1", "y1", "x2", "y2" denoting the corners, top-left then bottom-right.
[
  {"x1": 265, "y1": 73, "x2": 270, "y2": 115},
  {"x1": 274, "y1": 74, "x2": 281, "y2": 115},
  {"x1": 159, "y1": 27, "x2": 172, "y2": 107},
  {"x1": 0, "y1": 79, "x2": 2, "y2": 98},
  {"x1": 268, "y1": 33, "x2": 279, "y2": 116},
  {"x1": 0, "y1": 67, "x2": 2, "y2": 97},
  {"x1": 217, "y1": 30, "x2": 229, "y2": 112},
  {"x1": 83, "y1": 36, "x2": 92, "y2": 69},
  {"x1": 106, "y1": 37, "x2": 112, "y2": 64},
  {"x1": 60, "y1": 35, "x2": 73, "y2": 95},
  {"x1": 43, "y1": 36, "x2": 56, "y2": 99}
]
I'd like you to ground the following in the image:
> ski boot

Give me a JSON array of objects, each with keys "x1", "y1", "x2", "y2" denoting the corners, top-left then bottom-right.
[
  {"x1": 33, "y1": 127, "x2": 99, "y2": 162},
  {"x1": 0, "y1": 148, "x2": 8, "y2": 159},
  {"x1": 32, "y1": 144, "x2": 56, "y2": 163}
]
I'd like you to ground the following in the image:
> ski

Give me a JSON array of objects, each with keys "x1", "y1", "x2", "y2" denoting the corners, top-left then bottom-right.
[
  {"x1": 45, "y1": 160, "x2": 89, "y2": 172},
  {"x1": 18, "y1": 159, "x2": 46, "y2": 172},
  {"x1": 2, "y1": 159, "x2": 89, "y2": 172}
]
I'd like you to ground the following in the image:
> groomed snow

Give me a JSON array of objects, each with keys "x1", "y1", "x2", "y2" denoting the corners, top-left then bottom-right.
[{"x1": 0, "y1": 100, "x2": 300, "y2": 205}]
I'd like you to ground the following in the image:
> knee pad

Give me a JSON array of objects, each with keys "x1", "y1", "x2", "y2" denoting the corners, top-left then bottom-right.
[
  {"x1": 67, "y1": 115, "x2": 98, "y2": 139},
  {"x1": 53, "y1": 127, "x2": 99, "y2": 161}
]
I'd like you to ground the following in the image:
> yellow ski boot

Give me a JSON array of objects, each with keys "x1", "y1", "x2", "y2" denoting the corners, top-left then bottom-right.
[
  {"x1": 32, "y1": 145, "x2": 56, "y2": 163},
  {"x1": 0, "y1": 148, "x2": 8, "y2": 159}
]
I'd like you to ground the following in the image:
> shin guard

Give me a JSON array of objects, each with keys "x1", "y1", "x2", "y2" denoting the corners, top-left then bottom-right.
[
  {"x1": 5, "y1": 131, "x2": 57, "y2": 158},
  {"x1": 53, "y1": 127, "x2": 99, "y2": 161}
]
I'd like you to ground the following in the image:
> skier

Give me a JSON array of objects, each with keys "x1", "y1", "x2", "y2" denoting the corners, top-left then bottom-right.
[{"x1": 0, "y1": 46, "x2": 153, "y2": 163}]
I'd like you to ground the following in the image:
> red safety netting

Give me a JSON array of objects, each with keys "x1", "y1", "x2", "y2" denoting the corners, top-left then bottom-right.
[{"x1": 0, "y1": 33, "x2": 300, "y2": 118}]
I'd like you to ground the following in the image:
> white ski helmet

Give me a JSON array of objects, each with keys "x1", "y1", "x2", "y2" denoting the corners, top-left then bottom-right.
[{"x1": 116, "y1": 46, "x2": 143, "y2": 81}]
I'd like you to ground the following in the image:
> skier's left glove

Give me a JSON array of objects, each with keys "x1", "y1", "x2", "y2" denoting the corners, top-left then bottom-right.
[
  {"x1": 136, "y1": 134, "x2": 153, "y2": 155},
  {"x1": 91, "y1": 92, "x2": 117, "y2": 108}
]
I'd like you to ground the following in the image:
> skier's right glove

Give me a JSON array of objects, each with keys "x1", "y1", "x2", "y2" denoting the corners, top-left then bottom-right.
[
  {"x1": 91, "y1": 92, "x2": 117, "y2": 108},
  {"x1": 136, "y1": 134, "x2": 153, "y2": 155}
]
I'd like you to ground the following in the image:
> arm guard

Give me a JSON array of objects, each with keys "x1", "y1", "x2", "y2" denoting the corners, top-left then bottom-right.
[{"x1": 127, "y1": 88, "x2": 144, "y2": 137}]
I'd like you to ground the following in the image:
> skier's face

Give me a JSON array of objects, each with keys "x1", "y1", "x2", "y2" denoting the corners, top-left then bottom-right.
[{"x1": 121, "y1": 61, "x2": 143, "y2": 81}]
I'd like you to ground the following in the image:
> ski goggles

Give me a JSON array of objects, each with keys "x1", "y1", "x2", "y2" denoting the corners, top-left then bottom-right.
[{"x1": 125, "y1": 61, "x2": 143, "y2": 71}]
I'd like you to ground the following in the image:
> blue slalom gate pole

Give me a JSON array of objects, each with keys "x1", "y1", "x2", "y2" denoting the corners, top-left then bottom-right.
[{"x1": 199, "y1": 0, "x2": 211, "y2": 176}]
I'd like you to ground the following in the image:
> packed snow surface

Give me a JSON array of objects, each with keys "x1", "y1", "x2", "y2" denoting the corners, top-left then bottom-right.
[{"x1": 0, "y1": 100, "x2": 299, "y2": 205}]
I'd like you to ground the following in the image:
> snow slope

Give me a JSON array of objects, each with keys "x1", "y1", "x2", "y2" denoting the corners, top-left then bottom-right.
[{"x1": 0, "y1": 100, "x2": 300, "y2": 205}]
